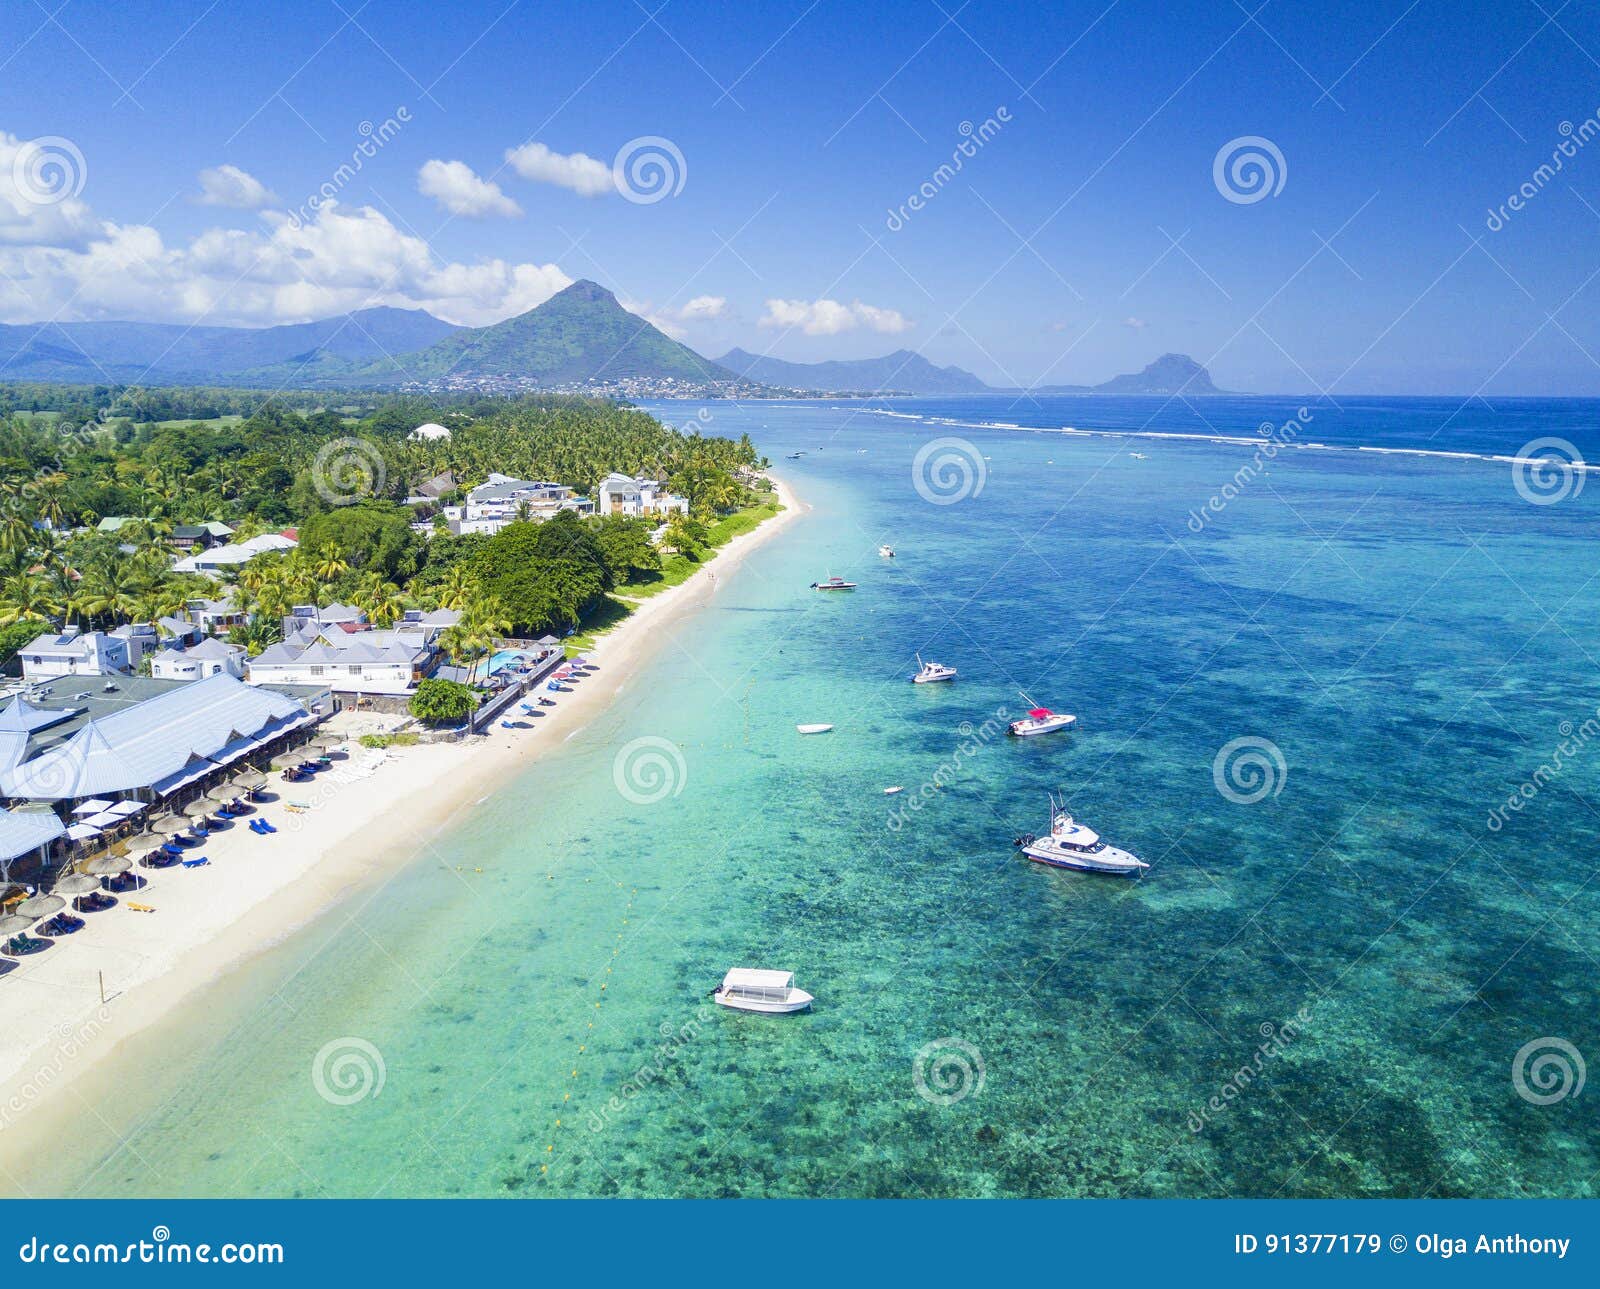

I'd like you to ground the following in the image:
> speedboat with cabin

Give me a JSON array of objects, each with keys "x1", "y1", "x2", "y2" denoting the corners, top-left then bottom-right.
[
  {"x1": 1013, "y1": 800, "x2": 1147, "y2": 876},
  {"x1": 878, "y1": 544, "x2": 895, "y2": 558},
  {"x1": 912, "y1": 654, "x2": 957, "y2": 684},
  {"x1": 1008, "y1": 707, "x2": 1075, "y2": 736},
  {"x1": 811, "y1": 575, "x2": 856, "y2": 591},
  {"x1": 712, "y1": 968, "x2": 814, "y2": 1014}
]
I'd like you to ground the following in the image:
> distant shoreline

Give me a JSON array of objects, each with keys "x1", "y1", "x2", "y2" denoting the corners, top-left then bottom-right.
[{"x1": 0, "y1": 476, "x2": 804, "y2": 1178}]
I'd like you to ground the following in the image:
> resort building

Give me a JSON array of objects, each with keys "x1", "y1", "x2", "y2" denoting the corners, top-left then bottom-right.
[
  {"x1": 0, "y1": 805, "x2": 66, "y2": 881},
  {"x1": 149, "y1": 637, "x2": 247, "y2": 681},
  {"x1": 458, "y1": 474, "x2": 594, "y2": 533},
  {"x1": 595, "y1": 472, "x2": 690, "y2": 518},
  {"x1": 16, "y1": 628, "x2": 132, "y2": 681},
  {"x1": 172, "y1": 531, "x2": 297, "y2": 575},
  {"x1": 246, "y1": 609, "x2": 457, "y2": 697},
  {"x1": 406, "y1": 469, "x2": 457, "y2": 504},
  {"x1": 0, "y1": 673, "x2": 324, "y2": 813},
  {"x1": 409, "y1": 421, "x2": 452, "y2": 441}
]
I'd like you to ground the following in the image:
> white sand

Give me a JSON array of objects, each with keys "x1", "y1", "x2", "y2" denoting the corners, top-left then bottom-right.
[{"x1": 0, "y1": 478, "x2": 803, "y2": 1139}]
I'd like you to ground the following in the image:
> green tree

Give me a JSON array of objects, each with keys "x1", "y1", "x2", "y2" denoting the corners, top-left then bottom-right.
[{"x1": 409, "y1": 677, "x2": 480, "y2": 724}]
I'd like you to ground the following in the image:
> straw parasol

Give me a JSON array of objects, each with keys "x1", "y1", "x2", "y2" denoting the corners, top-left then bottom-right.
[
  {"x1": 0, "y1": 913, "x2": 36, "y2": 938},
  {"x1": 84, "y1": 854, "x2": 131, "y2": 876},
  {"x1": 181, "y1": 800, "x2": 215, "y2": 820},
  {"x1": 151, "y1": 816, "x2": 190, "y2": 837},
  {"x1": 231, "y1": 768, "x2": 266, "y2": 789},
  {"x1": 15, "y1": 894, "x2": 64, "y2": 920},
  {"x1": 205, "y1": 784, "x2": 238, "y2": 803},
  {"x1": 52, "y1": 873, "x2": 101, "y2": 897}
]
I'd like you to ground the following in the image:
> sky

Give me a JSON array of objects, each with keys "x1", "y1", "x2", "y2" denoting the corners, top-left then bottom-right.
[{"x1": 1, "y1": 0, "x2": 1599, "y2": 393}]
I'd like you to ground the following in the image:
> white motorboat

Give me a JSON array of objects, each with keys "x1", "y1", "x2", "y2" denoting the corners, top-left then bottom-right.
[
  {"x1": 796, "y1": 723, "x2": 834, "y2": 734},
  {"x1": 912, "y1": 654, "x2": 957, "y2": 684},
  {"x1": 1131, "y1": 452, "x2": 1148, "y2": 460},
  {"x1": 1014, "y1": 802, "x2": 1147, "y2": 876},
  {"x1": 883, "y1": 785, "x2": 904, "y2": 795},
  {"x1": 713, "y1": 968, "x2": 814, "y2": 1013},
  {"x1": 878, "y1": 544, "x2": 895, "y2": 558},
  {"x1": 811, "y1": 575, "x2": 856, "y2": 591},
  {"x1": 1008, "y1": 707, "x2": 1076, "y2": 736}
]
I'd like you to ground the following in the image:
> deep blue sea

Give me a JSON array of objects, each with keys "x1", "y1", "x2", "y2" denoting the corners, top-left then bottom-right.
[{"x1": 16, "y1": 394, "x2": 1600, "y2": 1198}]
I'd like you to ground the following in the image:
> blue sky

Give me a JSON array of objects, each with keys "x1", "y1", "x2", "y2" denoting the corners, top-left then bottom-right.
[{"x1": 2, "y1": 0, "x2": 1599, "y2": 392}]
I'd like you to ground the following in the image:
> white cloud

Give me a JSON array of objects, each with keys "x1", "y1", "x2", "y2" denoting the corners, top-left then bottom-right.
[
  {"x1": 618, "y1": 296, "x2": 688, "y2": 340},
  {"x1": 760, "y1": 297, "x2": 911, "y2": 336},
  {"x1": 417, "y1": 159, "x2": 521, "y2": 218},
  {"x1": 503, "y1": 142, "x2": 616, "y2": 197},
  {"x1": 0, "y1": 193, "x2": 571, "y2": 328},
  {"x1": 679, "y1": 294, "x2": 728, "y2": 320},
  {"x1": 195, "y1": 163, "x2": 276, "y2": 209},
  {"x1": 0, "y1": 130, "x2": 102, "y2": 249},
  {"x1": 1122, "y1": 316, "x2": 1148, "y2": 330}
]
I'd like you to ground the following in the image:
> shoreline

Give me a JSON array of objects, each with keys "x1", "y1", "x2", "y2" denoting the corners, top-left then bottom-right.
[{"x1": 0, "y1": 476, "x2": 804, "y2": 1168}]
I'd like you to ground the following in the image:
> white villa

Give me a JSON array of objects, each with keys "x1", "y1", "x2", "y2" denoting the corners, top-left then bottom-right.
[
  {"x1": 16, "y1": 628, "x2": 131, "y2": 681},
  {"x1": 150, "y1": 637, "x2": 247, "y2": 681},
  {"x1": 173, "y1": 531, "x2": 298, "y2": 575},
  {"x1": 414, "y1": 473, "x2": 595, "y2": 538},
  {"x1": 595, "y1": 472, "x2": 689, "y2": 519},
  {"x1": 247, "y1": 607, "x2": 459, "y2": 696}
]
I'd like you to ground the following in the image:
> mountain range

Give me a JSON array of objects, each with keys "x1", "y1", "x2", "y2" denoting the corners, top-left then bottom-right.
[{"x1": 0, "y1": 281, "x2": 1228, "y2": 395}]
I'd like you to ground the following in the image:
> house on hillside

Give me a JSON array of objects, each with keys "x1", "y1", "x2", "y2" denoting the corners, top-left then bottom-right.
[{"x1": 172, "y1": 532, "x2": 297, "y2": 575}]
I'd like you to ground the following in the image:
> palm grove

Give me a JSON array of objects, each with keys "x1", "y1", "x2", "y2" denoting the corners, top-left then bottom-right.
[{"x1": 0, "y1": 391, "x2": 770, "y2": 685}]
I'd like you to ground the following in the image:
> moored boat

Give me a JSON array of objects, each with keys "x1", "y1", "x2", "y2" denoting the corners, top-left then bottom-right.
[
  {"x1": 1014, "y1": 800, "x2": 1147, "y2": 876},
  {"x1": 878, "y1": 544, "x2": 895, "y2": 558},
  {"x1": 811, "y1": 575, "x2": 856, "y2": 591},
  {"x1": 1008, "y1": 707, "x2": 1075, "y2": 736},
  {"x1": 796, "y1": 723, "x2": 834, "y2": 734},
  {"x1": 912, "y1": 654, "x2": 956, "y2": 684},
  {"x1": 712, "y1": 968, "x2": 814, "y2": 1013}
]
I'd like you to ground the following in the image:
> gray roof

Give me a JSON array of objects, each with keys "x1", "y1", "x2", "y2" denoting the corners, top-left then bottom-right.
[
  {"x1": 185, "y1": 637, "x2": 243, "y2": 661},
  {"x1": 0, "y1": 696, "x2": 74, "y2": 734},
  {"x1": 0, "y1": 673, "x2": 311, "y2": 800},
  {"x1": 0, "y1": 806, "x2": 65, "y2": 864}
]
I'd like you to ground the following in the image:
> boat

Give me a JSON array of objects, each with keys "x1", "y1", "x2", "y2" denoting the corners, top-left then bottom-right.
[
  {"x1": 1131, "y1": 452, "x2": 1148, "y2": 460},
  {"x1": 712, "y1": 968, "x2": 814, "y2": 1014},
  {"x1": 883, "y1": 785, "x2": 904, "y2": 795},
  {"x1": 811, "y1": 576, "x2": 856, "y2": 591},
  {"x1": 1009, "y1": 707, "x2": 1076, "y2": 736},
  {"x1": 1013, "y1": 799, "x2": 1147, "y2": 876},
  {"x1": 796, "y1": 723, "x2": 834, "y2": 734},
  {"x1": 878, "y1": 544, "x2": 895, "y2": 558},
  {"x1": 912, "y1": 654, "x2": 957, "y2": 684},
  {"x1": 786, "y1": 451, "x2": 805, "y2": 459}
]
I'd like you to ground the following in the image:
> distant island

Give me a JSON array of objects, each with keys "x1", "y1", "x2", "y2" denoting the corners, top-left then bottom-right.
[{"x1": 0, "y1": 280, "x2": 1233, "y2": 398}]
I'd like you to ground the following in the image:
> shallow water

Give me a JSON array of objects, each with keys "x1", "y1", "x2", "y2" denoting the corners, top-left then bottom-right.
[{"x1": 18, "y1": 396, "x2": 1600, "y2": 1198}]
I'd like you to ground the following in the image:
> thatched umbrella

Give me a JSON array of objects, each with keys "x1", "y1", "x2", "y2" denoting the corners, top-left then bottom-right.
[
  {"x1": 52, "y1": 873, "x2": 100, "y2": 897},
  {"x1": 14, "y1": 894, "x2": 64, "y2": 920},
  {"x1": 231, "y1": 768, "x2": 266, "y2": 790},
  {"x1": 0, "y1": 913, "x2": 37, "y2": 939},
  {"x1": 205, "y1": 784, "x2": 238, "y2": 804},
  {"x1": 151, "y1": 816, "x2": 190, "y2": 837},
  {"x1": 84, "y1": 854, "x2": 131, "y2": 876},
  {"x1": 181, "y1": 800, "x2": 215, "y2": 820}
]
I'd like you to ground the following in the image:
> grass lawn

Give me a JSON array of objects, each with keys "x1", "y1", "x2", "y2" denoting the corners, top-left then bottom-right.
[{"x1": 565, "y1": 498, "x2": 784, "y2": 648}]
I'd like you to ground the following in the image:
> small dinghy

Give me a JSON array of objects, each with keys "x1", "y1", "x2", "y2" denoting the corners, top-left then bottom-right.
[
  {"x1": 883, "y1": 786, "x2": 904, "y2": 795},
  {"x1": 796, "y1": 723, "x2": 834, "y2": 734}
]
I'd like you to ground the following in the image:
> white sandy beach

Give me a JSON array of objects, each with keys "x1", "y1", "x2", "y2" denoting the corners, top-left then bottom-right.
[{"x1": 0, "y1": 477, "x2": 803, "y2": 1147}]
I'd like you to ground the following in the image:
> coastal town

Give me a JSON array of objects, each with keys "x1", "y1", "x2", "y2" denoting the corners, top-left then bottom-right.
[{"x1": 0, "y1": 393, "x2": 784, "y2": 1068}]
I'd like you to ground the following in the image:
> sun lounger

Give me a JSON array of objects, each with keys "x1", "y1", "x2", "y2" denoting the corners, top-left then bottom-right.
[
  {"x1": 180, "y1": 856, "x2": 209, "y2": 868},
  {"x1": 126, "y1": 902, "x2": 155, "y2": 913}
]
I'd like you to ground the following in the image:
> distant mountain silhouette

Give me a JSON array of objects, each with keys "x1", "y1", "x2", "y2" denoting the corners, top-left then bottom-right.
[
  {"x1": 1033, "y1": 353, "x2": 1224, "y2": 395},
  {"x1": 716, "y1": 347, "x2": 990, "y2": 394}
]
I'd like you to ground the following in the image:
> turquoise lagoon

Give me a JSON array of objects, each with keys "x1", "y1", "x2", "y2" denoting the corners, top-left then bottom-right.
[{"x1": 19, "y1": 396, "x2": 1600, "y2": 1198}]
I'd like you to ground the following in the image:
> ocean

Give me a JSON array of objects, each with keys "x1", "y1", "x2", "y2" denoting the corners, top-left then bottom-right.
[{"x1": 19, "y1": 394, "x2": 1600, "y2": 1198}]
